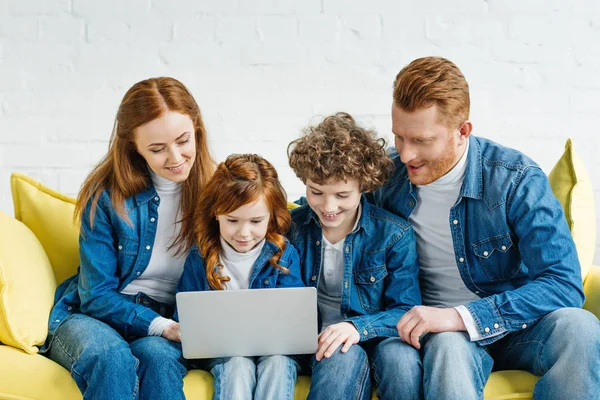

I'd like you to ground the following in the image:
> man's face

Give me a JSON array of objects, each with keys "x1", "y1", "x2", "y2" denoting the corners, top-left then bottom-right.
[{"x1": 391, "y1": 104, "x2": 468, "y2": 185}]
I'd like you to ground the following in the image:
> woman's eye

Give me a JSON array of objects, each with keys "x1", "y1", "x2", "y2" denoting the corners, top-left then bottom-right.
[
  {"x1": 178, "y1": 139, "x2": 190, "y2": 145},
  {"x1": 150, "y1": 148, "x2": 164, "y2": 153}
]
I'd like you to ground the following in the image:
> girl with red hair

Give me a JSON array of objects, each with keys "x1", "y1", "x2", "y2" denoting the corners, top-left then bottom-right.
[{"x1": 176, "y1": 153, "x2": 304, "y2": 400}]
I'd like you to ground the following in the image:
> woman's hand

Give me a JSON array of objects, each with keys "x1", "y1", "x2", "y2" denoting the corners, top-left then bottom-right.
[
  {"x1": 162, "y1": 322, "x2": 182, "y2": 343},
  {"x1": 315, "y1": 322, "x2": 360, "y2": 361}
]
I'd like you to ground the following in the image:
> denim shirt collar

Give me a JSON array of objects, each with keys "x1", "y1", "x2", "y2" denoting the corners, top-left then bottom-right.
[
  {"x1": 134, "y1": 183, "x2": 159, "y2": 207},
  {"x1": 460, "y1": 135, "x2": 483, "y2": 200},
  {"x1": 303, "y1": 195, "x2": 373, "y2": 237}
]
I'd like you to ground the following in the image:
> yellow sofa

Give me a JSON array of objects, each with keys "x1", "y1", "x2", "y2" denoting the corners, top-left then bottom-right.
[{"x1": 1, "y1": 139, "x2": 598, "y2": 400}]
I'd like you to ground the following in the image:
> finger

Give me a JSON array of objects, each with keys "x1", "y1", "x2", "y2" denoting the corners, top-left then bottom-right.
[
  {"x1": 399, "y1": 316, "x2": 419, "y2": 344},
  {"x1": 409, "y1": 324, "x2": 426, "y2": 350},
  {"x1": 340, "y1": 337, "x2": 354, "y2": 353},
  {"x1": 323, "y1": 336, "x2": 345, "y2": 359}
]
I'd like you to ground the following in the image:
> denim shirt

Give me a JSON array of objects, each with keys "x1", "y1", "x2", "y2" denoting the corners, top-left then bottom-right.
[
  {"x1": 369, "y1": 135, "x2": 585, "y2": 345},
  {"x1": 287, "y1": 196, "x2": 421, "y2": 342},
  {"x1": 175, "y1": 239, "x2": 305, "y2": 312},
  {"x1": 44, "y1": 185, "x2": 172, "y2": 349}
]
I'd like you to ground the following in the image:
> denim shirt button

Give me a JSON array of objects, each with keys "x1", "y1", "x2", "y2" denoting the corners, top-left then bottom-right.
[
  {"x1": 409, "y1": 201, "x2": 414, "y2": 207},
  {"x1": 118, "y1": 245, "x2": 123, "y2": 250},
  {"x1": 154, "y1": 197, "x2": 159, "y2": 201},
  {"x1": 362, "y1": 329, "x2": 368, "y2": 336},
  {"x1": 459, "y1": 257, "x2": 464, "y2": 262},
  {"x1": 345, "y1": 246, "x2": 350, "y2": 253},
  {"x1": 316, "y1": 240, "x2": 320, "y2": 246},
  {"x1": 136, "y1": 271, "x2": 141, "y2": 276},
  {"x1": 475, "y1": 291, "x2": 480, "y2": 294},
  {"x1": 522, "y1": 324, "x2": 527, "y2": 329},
  {"x1": 55, "y1": 319, "x2": 60, "y2": 323},
  {"x1": 263, "y1": 279, "x2": 269, "y2": 285},
  {"x1": 453, "y1": 220, "x2": 458, "y2": 225},
  {"x1": 483, "y1": 251, "x2": 489, "y2": 256},
  {"x1": 484, "y1": 327, "x2": 490, "y2": 333},
  {"x1": 67, "y1": 306, "x2": 72, "y2": 311},
  {"x1": 150, "y1": 217, "x2": 156, "y2": 222},
  {"x1": 146, "y1": 245, "x2": 151, "y2": 250},
  {"x1": 343, "y1": 313, "x2": 348, "y2": 318},
  {"x1": 501, "y1": 245, "x2": 507, "y2": 251},
  {"x1": 311, "y1": 275, "x2": 317, "y2": 281},
  {"x1": 370, "y1": 276, "x2": 375, "y2": 282},
  {"x1": 344, "y1": 281, "x2": 349, "y2": 289},
  {"x1": 494, "y1": 323, "x2": 499, "y2": 329}
]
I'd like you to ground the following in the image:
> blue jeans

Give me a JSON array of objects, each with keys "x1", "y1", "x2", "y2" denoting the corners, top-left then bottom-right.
[
  {"x1": 422, "y1": 308, "x2": 600, "y2": 400},
  {"x1": 308, "y1": 337, "x2": 422, "y2": 400},
  {"x1": 46, "y1": 294, "x2": 187, "y2": 400},
  {"x1": 204, "y1": 355, "x2": 299, "y2": 400}
]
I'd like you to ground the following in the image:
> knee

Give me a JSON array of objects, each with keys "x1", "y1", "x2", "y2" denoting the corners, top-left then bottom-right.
[
  {"x1": 259, "y1": 355, "x2": 297, "y2": 372},
  {"x1": 546, "y1": 308, "x2": 600, "y2": 349},
  {"x1": 130, "y1": 336, "x2": 182, "y2": 365},
  {"x1": 313, "y1": 344, "x2": 368, "y2": 372},
  {"x1": 424, "y1": 332, "x2": 474, "y2": 364},
  {"x1": 373, "y1": 337, "x2": 420, "y2": 366},
  {"x1": 77, "y1": 340, "x2": 136, "y2": 371}
]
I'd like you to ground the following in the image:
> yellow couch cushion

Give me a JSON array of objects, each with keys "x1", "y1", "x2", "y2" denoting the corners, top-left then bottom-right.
[
  {"x1": 11, "y1": 173, "x2": 80, "y2": 285},
  {"x1": 0, "y1": 212, "x2": 57, "y2": 353},
  {"x1": 548, "y1": 139, "x2": 596, "y2": 280}
]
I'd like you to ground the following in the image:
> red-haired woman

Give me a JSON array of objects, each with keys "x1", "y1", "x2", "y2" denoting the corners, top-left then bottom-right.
[
  {"x1": 176, "y1": 153, "x2": 305, "y2": 400},
  {"x1": 42, "y1": 77, "x2": 215, "y2": 399}
]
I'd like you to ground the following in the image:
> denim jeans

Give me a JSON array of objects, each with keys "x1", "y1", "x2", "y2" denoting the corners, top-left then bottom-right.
[
  {"x1": 46, "y1": 293, "x2": 187, "y2": 400},
  {"x1": 205, "y1": 355, "x2": 299, "y2": 400},
  {"x1": 308, "y1": 337, "x2": 422, "y2": 400},
  {"x1": 422, "y1": 308, "x2": 600, "y2": 400}
]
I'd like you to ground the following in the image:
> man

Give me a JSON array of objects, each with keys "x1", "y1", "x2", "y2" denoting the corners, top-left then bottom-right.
[{"x1": 370, "y1": 56, "x2": 600, "y2": 399}]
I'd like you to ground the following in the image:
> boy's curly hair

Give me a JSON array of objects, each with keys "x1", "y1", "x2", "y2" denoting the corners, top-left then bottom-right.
[{"x1": 288, "y1": 112, "x2": 394, "y2": 193}]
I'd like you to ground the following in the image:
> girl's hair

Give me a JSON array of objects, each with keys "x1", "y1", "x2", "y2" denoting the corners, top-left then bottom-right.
[
  {"x1": 288, "y1": 112, "x2": 394, "y2": 192},
  {"x1": 75, "y1": 77, "x2": 215, "y2": 255},
  {"x1": 196, "y1": 154, "x2": 291, "y2": 290}
]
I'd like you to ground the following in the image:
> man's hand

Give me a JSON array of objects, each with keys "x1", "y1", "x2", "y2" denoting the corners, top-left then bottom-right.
[
  {"x1": 162, "y1": 322, "x2": 182, "y2": 343},
  {"x1": 315, "y1": 322, "x2": 360, "y2": 361},
  {"x1": 396, "y1": 306, "x2": 466, "y2": 349}
]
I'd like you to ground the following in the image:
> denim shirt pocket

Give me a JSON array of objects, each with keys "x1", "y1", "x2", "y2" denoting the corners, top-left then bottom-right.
[
  {"x1": 116, "y1": 236, "x2": 139, "y2": 273},
  {"x1": 472, "y1": 233, "x2": 521, "y2": 282},
  {"x1": 353, "y1": 265, "x2": 388, "y2": 312}
]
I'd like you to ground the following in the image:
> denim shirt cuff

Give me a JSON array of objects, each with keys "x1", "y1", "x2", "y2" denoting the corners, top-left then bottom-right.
[
  {"x1": 346, "y1": 317, "x2": 377, "y2": 342},
  {"x1": 132, "y1": 307, "x2": 161, "y2": 337},
  {"x1": 464, "y1": 297, "x2": 508, "y2": 344}
]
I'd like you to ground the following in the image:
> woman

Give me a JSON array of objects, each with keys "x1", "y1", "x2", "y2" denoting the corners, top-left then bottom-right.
[{"x1": 43, "y1": 77, "x2": 215, "y2": 399}]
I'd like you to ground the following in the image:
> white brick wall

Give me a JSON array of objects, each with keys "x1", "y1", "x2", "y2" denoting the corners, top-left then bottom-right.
[{"x1": 1, "y1": 0, "x2": 599, "y2": 264}]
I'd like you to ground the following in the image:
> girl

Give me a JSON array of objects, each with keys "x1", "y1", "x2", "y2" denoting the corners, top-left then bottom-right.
[
  {"x1": 43, "y1": 77, "x2": 215, "y2": 399},
  {"x1": 176, "y1": 153, "x2": 304, "y2": 400},
  {"x1": 287, "y1": 113, "x2": 422, "y2": 400}
]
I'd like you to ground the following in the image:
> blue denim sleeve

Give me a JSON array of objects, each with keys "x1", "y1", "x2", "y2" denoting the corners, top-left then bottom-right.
[
  {"x1": 276, "y1": 244, "x2": 306, "y2": 288},
  {"x1": 464, "y1": 167, "x2": 585, "y2": 345},
  {"x1": 173, "y1": 249, "x2": 207, "y2": 321},
  {"x1": 347, "y1": 227, "x2": 422, "y2": 341},
  {"x1": 77, "y1": 195, "x2": 160, "y2": 338}
]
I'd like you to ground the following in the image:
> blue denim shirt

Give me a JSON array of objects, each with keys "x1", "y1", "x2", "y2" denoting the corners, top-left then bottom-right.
[
  {"x1": 287, "y1": 196, "x2": 421, "y2": 342},
  {"x1": 45, "y1": 185, "x2": 171, "y2": 348},
  {"x1": 369, "y1": 135, "x2": 585, "y2": 345},
  {"x1": 176, "y1": 239, "x2": 305, "y2": 294}
]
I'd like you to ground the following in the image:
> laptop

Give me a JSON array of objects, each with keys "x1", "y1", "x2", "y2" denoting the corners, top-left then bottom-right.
[{"x1": 176, "y1": 287, "x2": 318, "y2": 359}]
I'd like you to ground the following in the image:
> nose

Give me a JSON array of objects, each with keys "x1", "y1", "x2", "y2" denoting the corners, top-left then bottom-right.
[
  {"x1": 397, "y1": 141, "x2": 416, "y2": 164},
  {"x1": 168, "y1": 146, "x2": 183, "y2": 163},
  {"x1": 238, "y1": 223, "x2": 251, "y2": 238},
  {"x1": 324, "y1": 195, "x2": 337, "y2": 213}
]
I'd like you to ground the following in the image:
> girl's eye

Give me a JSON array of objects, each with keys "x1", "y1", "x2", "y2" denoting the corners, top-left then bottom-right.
[
  {"x1": 251, "y1": 220, "x2": 263, "y2": 224},
  {"x1": 336, "y1": 194, "x2": 349, "y2": 199},
  {"x1": 227, "y1": 219, "x2": 237, "y2": 223}
]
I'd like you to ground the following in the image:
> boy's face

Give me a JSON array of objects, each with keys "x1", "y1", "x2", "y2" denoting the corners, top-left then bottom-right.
[{"x1": 306, "y1": 178, "x2": 361, "y2": 239}]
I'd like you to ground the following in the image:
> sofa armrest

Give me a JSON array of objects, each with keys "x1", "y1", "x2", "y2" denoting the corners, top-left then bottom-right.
[{"x1": 583, "y1": 265, "x2": 600, "y2": 319}]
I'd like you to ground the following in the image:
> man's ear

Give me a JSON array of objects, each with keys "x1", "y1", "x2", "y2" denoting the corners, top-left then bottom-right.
[{"x1": 458, "y1": 120, "x2": 472, "y2": 143}]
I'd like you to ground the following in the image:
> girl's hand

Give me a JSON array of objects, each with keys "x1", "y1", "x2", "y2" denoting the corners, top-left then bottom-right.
[
  {"x1": 162, "y1": 322, "x2": 182, "y2": 343},
  {"x1": 315, "y1": 322, "x2": 360, "y2": 361}
]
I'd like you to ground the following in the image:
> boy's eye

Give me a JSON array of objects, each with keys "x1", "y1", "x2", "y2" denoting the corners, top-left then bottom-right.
[{"x1": 311, "y1": 191, "x2": 323, "y2": 196}]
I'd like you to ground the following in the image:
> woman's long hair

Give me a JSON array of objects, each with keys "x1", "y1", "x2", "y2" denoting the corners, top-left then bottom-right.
[
  {"x1": 75, "y1": 77, "x2": 215, "y2": 255},
  {"x1": 196, "y1": 154, "x2": 291, "y2": 290}
]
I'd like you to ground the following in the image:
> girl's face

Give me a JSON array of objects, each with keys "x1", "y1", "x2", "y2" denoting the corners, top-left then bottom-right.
[
  {"x1": 217, "y1": 195, "x2": 271, "y2": 253},
  {"x1": 134, "y1": 110, "x2": 196, "y2": 183}
]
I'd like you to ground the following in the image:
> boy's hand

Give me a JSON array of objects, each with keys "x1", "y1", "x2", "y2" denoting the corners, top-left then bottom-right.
[
  {"x1": 315, "y1": 322, "x2": 360, "y2": 361},
  {"x1": 162, "y1": 322, "x2": 182, "y2": 343},
  {"x1": 396, "y1": 306, "x2": 466, "y2": 349}
]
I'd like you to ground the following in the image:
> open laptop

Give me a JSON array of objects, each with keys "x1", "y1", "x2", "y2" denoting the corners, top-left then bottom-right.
[{"x1": 176, "y1": 287, "x2": 318, "y2": 359}]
